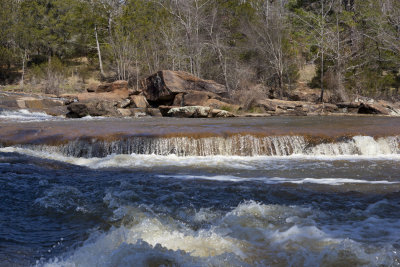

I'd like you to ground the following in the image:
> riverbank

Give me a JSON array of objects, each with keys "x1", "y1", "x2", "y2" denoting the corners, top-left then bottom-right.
[
  {"x1": 2, "y1": 90, "x2": 400, "y2": 119},
  {"x1": 2, "y1": 70, "x2": 400, "y2": 118}
]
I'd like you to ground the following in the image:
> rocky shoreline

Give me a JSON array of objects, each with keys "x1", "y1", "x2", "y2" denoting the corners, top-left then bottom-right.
[{"x1": 1, "y1": 70, "x2": 399, "y2": 118}]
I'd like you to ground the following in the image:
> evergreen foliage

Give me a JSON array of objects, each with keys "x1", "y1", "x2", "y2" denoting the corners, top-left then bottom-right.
[{"x1": 0, "y1": 0, "x2": 399, "y2": 100}]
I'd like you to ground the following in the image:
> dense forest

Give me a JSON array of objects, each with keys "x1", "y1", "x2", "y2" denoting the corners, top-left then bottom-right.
[{"x1": 0, "y1": 0, "x2": 399, "y2": 102}]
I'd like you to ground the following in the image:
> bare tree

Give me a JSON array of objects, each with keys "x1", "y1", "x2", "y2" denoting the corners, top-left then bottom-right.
[
  {"x1": 160, "y1": 22, "x2": 187, "y2": 71},
  {"x1": 110, "y1": 31, "x2": 137, "y2": 81},
  {"x1": 85, "y1": 0, "x2": 106, "y2": 76},
  {"x1": 94, "y1": 24, "x2": 105, "y2": 77},
  {"x1": 88, "y1": 0, "x2": 125, "y2": 79},
  {"x1": 247, "y1": 0, "x2": 292, "y2": 98},
  {"x1": 291, "y1": 0, "x2": 336, "y2": 101},
  {"x1": 375, "y1": 0, "x2": 400, "y2": 63},
  {"x1": 206, "y1": 4, "x2": 230, "y2": 92},
  {"x1": 81, "y1": 0, "x2": 124, "y2": 77},
  {"x1": 155, "y1": 0, "x2": 212, "y2": 77}
]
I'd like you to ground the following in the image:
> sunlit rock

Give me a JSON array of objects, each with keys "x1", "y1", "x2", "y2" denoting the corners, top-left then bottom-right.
[
  {"x1": 167, "y1": 106, "x2": 211, "y2": 118},
  {"x1": 140, "y1": 70, "x2": 228, "y2": 106}
]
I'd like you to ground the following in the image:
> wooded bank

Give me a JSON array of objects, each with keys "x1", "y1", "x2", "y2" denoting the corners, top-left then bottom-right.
[{"x1": 0, "y1": 0, "x2": 399, "y2": 103}]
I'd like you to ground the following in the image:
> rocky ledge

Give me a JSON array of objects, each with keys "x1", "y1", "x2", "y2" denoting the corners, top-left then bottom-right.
[{"x1": 1, "y1": 70, "x2": 399, "y2": 118}]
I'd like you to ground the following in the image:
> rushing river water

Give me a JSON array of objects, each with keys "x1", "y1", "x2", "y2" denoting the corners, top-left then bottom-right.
[{"x1": 0, "y1": 110, "x2": 400, "y2": 266}]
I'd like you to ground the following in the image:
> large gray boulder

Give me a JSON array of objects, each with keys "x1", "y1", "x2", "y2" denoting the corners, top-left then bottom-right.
[
  {"x1": 140, "y1": 70, "x2": 228, "y2": 106},
  {"x1": 67, "y1": 100, "x2": 120, "y2": 118},
  {"x1": 358, "y1": 102, "x2": 390, "y2": 115}
]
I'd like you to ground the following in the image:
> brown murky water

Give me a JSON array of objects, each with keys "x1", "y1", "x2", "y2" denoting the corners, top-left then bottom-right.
[{"x1": 1, "y1": 116, "x2": 400, "y2": 145}]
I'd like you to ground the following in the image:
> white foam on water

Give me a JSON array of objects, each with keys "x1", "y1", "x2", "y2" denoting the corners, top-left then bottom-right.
[
  {"x1": 40, "y1": 201, "x2": 400, "y2": 267},
  {"x1": 157, "y1": 175, "x2": 400, "y2": 185},
  {"x1": 4, "y1": 134, "x2": 397, "y2": 158},
  {"x1": 34, "y1": 185, "x2": 89, "y2": 214},
  {"x1": 0, "y1": 109, "x2": 61, "y2": 122},
  {"x1": 76, "y1": 115, "x2": 111, "y2": 121},
  {"x1": 354, "y1": 136, "x2": 392, "y2": 155},
  {"x1": 309, "y1": 136, "x2": 400, "y2": 156},
  {"x1": 320, "y1": 199, "x2": 400, "y2": 245},
  {"x1": 291, "y1": 177, "x2": 399, "y2": 185},
  {"x1": 1, "y1": 146, "x2": 400, "y2": 172},
  {"x1": 41, "y1": 208, "x2": 246, "y2": 267},
  {"x1": 1, "y1": 126, "x2": 397, "y2": 266},
  {"x1": 3, "y1": 134, "x2": 399, "y2": 159},
  {"x1": 42, "y1": 238, "x2": 208, "y2": 267},
  {"x1": 0, "y1": 109, "x2": 111, "y2": 122}
]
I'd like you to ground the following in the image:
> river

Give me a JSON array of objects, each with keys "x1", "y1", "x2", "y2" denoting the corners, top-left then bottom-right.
[{"x1": 0, "y1": 110, "x2": 399, "y2": 266}]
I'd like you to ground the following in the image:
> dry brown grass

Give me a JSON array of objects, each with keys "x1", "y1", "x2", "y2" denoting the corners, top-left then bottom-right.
[
  {"x1": 298, "y1": 64, "x2": 316, "y2": 83},
  {"x1": 231, "y1": 84, "x2": 268, "y2": 111}
]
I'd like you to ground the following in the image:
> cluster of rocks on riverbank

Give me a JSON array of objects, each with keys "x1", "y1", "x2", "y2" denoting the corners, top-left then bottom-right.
[
  {"x1": 1, "y1": 70, "x2": 399, "y2": 118},
  {"x1": 62, "y1": 70, "x2": 240, "y2": 118}
]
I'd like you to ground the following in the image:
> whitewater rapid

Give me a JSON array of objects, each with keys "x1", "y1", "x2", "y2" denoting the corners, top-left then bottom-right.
[
  {"x1": 1, "y1": 116, "x2": 399, "y2": 266},
  {"x1": 39, "y1": 200, "x2": 400, "y2": 267},
  {"x1": 0, "y1": 109, "x2": 61, "y2": 122},
  {"x1": 1, "y1": 144, "x2": 399, "y2": 266},
  {"x1": 1, "y1": 134, "x2": 399, "y2": 159},
  {"x1": 1, "y1": 140, "x2": 400, "y2": 172}
]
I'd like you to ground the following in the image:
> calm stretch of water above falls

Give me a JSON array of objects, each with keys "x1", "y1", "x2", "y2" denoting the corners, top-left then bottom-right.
[{"x1": 0, "y1": 114, "x2": 400, "y2": 266}]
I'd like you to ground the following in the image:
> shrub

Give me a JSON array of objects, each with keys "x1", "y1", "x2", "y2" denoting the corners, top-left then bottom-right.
[{"x1": 26, "y1": 57, "x2": 67, "y2": 95}]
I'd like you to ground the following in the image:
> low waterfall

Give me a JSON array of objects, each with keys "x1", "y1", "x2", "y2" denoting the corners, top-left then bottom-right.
[
  {"x1": 309, "y1": 136, "x2": 400, "y2": 156},
  {"x1": 13, "y1": 135, "x2": 400, "y2": 158}
]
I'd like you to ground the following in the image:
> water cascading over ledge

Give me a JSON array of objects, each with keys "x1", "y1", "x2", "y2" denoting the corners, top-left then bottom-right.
[{"x1": 12, "y1": 135, "x2": 400, "y2": 158}]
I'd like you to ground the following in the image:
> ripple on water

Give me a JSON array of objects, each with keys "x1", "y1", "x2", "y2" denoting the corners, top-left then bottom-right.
[{"x1": 0, "y1": 139, "x2": 399, "y2": 266}]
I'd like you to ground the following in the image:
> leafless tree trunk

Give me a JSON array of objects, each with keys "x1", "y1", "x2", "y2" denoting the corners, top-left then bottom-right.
[
  {"x1": 20, "y1": 48, "x2": 27, "y2": 87},
  {"x1": 207, "y1": 6, "x2": 230, "y2": 92},
  {"x1": 319, "y1": 0, "x2": 327, "y2": 102},
  {"x1": 250, "y1": 0, "x2": 289, "y2": 98},
  {"x1": 94, "y1": 25, "x2": 105, "y2": 77}
]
